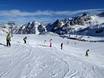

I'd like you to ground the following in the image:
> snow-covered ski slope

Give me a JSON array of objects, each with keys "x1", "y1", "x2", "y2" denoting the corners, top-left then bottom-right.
[{"x1": 0, "y1": 33, "x2": 104, "y2": 78}]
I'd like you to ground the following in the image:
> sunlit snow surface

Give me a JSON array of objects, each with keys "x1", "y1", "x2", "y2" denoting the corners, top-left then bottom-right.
[{"x1": 0, "y1": 33, "x2": 104, "y2": 78}]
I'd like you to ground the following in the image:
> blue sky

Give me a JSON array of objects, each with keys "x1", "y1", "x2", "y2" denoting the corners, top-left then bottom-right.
[{"x1": 0, "y1": 0, "x2": 103, "y2": 24}]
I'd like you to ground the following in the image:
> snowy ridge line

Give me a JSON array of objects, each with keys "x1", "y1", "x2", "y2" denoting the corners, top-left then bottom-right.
[
  {"x1": 63, "y1": 36, "x2": 104, "y2": 42},
  {"x1": 70, "y1": 38, "x2": 104, "y2": 42}
]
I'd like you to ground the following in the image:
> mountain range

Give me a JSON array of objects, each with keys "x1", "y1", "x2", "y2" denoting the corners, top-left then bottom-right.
[{"x1": 1, "y1": 11, "x2": 104, "y2": 37}]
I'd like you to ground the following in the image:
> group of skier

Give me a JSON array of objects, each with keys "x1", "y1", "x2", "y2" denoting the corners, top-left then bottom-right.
[
  {"x1": 6, "y1": 32, "x2": 27, "y2": 47},
  {"x1": 5, "y1": 32, "x2": 89, "y2": 56},
  {"x1": 48, "y1": 39, "x2": 63, "y2": 50},
  {"x1": 43, "y1": 39, "x2": 64, "y2": 50}
]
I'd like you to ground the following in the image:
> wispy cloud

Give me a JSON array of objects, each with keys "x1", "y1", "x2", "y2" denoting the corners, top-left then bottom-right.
[
  {"x1": 0, "y1": 9, "x2": 103, "y2": 24},
  {"x1": 0, "y1": 9, "x2": 103, "y2": 17}
]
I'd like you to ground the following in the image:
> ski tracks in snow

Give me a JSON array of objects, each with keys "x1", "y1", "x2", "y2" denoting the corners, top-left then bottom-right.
[
  {"x1": 0, "y1": 34, "x2": 104, "y2": 78},
  {"x1": 49, "y1": 44, "x2": 104, "y2": 78}
]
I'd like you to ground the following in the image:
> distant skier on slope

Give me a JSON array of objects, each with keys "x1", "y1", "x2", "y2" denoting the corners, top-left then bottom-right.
[
  {"x1": 23, "y1": 36, "x2": 27, "y2": 44},
  {"x1": 6, "y1": 32, "x2": 11, "y2": 46},
  {"x1": 49, "y1": 39, "x2": 52, "y2": 47},
  {"x1": 85, "y1": 49, "x2": 89, "y2": 56},
  {"x1": 61, "y1": 43, "x2": 63, "y2": 50}
]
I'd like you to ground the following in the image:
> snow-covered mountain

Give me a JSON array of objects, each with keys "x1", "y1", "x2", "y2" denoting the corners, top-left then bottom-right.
[
  {"x1": 0, "y1": 10, "x2": 104, "y2": 78},
  {"x1": 0, "y1": 21, "x2": 46, "y2": 35},
  {"x1": 0, "y1": 11, "x2": 104, "y2": 37},
  {"x1": 16, "y1": 21, "x2": 46, "y2": 34},
  {"x1": 17, "y1": 21, "x2": 40, "y2": 34},
  {"x1": 46, "y1": 12, "x2": 104, "y2": 37}
]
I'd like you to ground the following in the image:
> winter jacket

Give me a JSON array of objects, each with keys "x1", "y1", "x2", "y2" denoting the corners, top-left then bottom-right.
[{"x1": 6, "y1": 33, "x2": 11, "y2": 41}]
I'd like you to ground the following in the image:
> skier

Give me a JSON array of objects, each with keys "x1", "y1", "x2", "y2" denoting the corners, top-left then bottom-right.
[
  {"x1": 61, "y1": 43, "x2": 63, "y2": 50},
  {"x1": 23, "y1": 36, "x2": 27, "y2": 44},
  {"x1": 6, "y1": 32, "x2": 11, "y2": 46},
  {"x1": 49, "y1": 39, "x2": 52, "y2": 47},
  {"x1": 85, "y1": 49, "x2": 89, "y2": 56},
  {"x1": 50, "y1": 42, "x2": 52, "y2": 47}
]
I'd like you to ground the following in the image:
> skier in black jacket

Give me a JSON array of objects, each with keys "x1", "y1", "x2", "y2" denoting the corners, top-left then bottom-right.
[
  {"x1": 61, "y1": 43, "x2": 63, "y2": 50},
  {"x1": 85, "y1": 49, "x2": 89, "y2": 56},
  {"x1": 23, "y1": 36, "x2": 27, "y2": 44}
]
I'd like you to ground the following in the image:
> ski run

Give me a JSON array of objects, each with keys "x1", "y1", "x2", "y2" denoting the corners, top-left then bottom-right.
[{"x1": 0, "y1": 33, "x2": 104, "y2": 78}]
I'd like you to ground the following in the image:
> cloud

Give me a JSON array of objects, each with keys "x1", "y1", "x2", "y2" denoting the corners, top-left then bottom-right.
[
  {"x1": 0, "y1": 9, "x2": 103, "y2": 25},
  {"x1": 0, "y1": 9, "x2": 103, "y2": 17}
]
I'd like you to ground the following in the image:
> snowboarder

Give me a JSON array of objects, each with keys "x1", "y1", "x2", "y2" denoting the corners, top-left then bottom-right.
[
  {"x1": 6, "y1": 32, "x2": 11, "y2": 46},
  {"x1": 23, "y1": 36, "x2": 27, "y2": 44},
  {"x1": 85, "y1": 49, "x2": 89, "y2": 56},
  {"x1": 49, "y1": 39, "x2": 52, "y2": 47},
  {"x1": 61, "y1": 43, "x2": 63, "y2": 50}
]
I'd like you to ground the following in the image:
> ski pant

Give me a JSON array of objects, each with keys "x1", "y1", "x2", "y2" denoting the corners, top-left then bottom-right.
[{"x1": 7, "y1": 40, "x2": 11, "y2": 46}]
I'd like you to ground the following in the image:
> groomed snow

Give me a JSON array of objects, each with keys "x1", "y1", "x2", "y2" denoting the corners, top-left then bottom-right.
[{"x1": 0, "y1": 33, "x2": 104, "y2": 78}]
